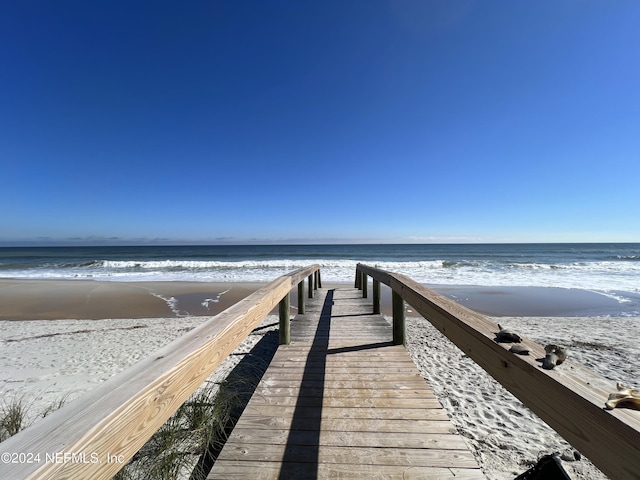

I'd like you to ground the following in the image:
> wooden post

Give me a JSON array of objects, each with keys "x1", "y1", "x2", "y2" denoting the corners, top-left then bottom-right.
[
  {"x1": 297, "y1": 281, "x2": 305, "y2": 314},
  {"x1": 362, "y1": 273, "x2": 368, "y2": 298},
  {"x1": 392, "y1": 290, "x2": 405, "y2": 345},
  {"x1": 279, "y1": 292, "x2": 290, "y2": 345},
  {"x1": 373, "y1": 279, "x2": 380, "y2": 314},
  {"x1": 355, "y1": 269, "x2": 361, "y2": 289},
  {"x1": 314, "y1": 271, "x2": 319, "y2": 291},
  {"x1": 317, "y1": 269, "x2": 322, "y2": 288},
  {"x1": 308, "y1": 274, "x2": 313, "y2": 298}
]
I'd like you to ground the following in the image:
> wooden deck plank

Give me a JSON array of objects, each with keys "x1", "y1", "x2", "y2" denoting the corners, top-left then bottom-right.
[
  {"x1": 238, "y1": 405, "x2": 451, "y2": 421},
  {"x1": 260, "y1": 374, "x2": 430, "y2": 382},
  {"x1": 234, "y1": 415, "x2": 456, "y2": 433},
  {"x1": 260, "y1": 368, "x2": 420, "y2": 377},
  {"x1": 222, "y1": 428, "x2": 470, "y2": 450},
  {"x1": 252, "y1": 387, "x2": 433, "y2": 399},
  {"x1": 209, "y1": 461, "x2": 486, "y2": 479},
  {"x1": 245, "y1": 394, "x2": 444, "y2": 409},
  {"x1": 213, "y1": 443, "x2": 479, "y2": 468},
  {"x1": 258, "y1": 378, "x2": 432, "y2": 389},
  {"x1": 207, "y1": 287, "x2": 483, "y2": 479}
]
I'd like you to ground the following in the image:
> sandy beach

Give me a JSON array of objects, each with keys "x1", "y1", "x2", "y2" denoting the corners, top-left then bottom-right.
[
  {"x1": 402, "y1": 314, "x2": 640, "y2": 480},
  {"x1": 1, "y1": 280, "x2": 639, "y2": 479}
]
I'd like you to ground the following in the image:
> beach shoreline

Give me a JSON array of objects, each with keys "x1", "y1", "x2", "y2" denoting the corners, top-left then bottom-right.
[
  {"x1": 0, "y1": 279, "x2": 267, "y2": 320},
  {"x1": 2, "y1": 278, "x2": 638, "y2": 321}
]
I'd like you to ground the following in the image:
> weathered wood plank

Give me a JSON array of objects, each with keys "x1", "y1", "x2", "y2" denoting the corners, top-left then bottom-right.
[
  {"x1": 270, "y1": 350, "x2": 410, "y2": 361},
  {"x1": 225, "y1": 428, "x2": 470, "y2": 449},
  {"x1": 264, "y1": 364, "x2": 424, "y2": 377},
  {"x1": 257, "y1": 378, "x2": 432, "y2": 390},
  {"x1": 258, "y1": 368, "x2": 432, "y2": 384},
  {"x1": 246, "y1": 394, "x2": 444, "y2": 409},
  {"x1": 272, "y1": 345, "x2": 406, "y2": 355},
  {"x1": 216, "y1": 443, "x2": 479, "y2": 468},
  {"x1": 209, "y1": 461, "x2": 485, "y2": 479},
  {"x1": 252, "y1": 386, "x2": 434, "y2": 399},
  {"x1": 234, "y1": 415, "x2": 456, "y2": 434},
  {"x1": 238, "y1": 405, "x2": 451, "y2": 421}
]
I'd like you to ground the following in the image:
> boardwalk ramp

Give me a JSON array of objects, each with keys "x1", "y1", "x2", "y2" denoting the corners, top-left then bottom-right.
[{"x1": 207, "y1": 287, "x2": 484, "y2": 479}]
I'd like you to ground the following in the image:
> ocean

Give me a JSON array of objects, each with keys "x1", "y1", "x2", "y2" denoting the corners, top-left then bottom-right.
[
  {"x1": 1, "y1": 245, "x2": 639, "y2": 390},
  {"x1": 1, "y1": 243, "x2": 638, "y2": 293}
]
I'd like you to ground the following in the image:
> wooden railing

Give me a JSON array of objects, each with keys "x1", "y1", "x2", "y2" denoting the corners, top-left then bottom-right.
[
  {"x1": 356, "y1": 263, "x2": 640, "y2": 480},
  {"x1": 0, "y1": 265, "x2": 320, "y2": 480}
]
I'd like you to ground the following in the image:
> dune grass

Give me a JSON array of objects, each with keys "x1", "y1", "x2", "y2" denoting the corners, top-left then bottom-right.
[
  {"x1": 1, "y1": 327, "x2": 278, "y2": 480},
  {"x1": 0, "y1": 394, "x2": 68, "y2": 442},
  {"x1": 0, "y1": 380, "x2": 254, "y2": 480},
  {"x1": 114, "y1": 330, "x2": 278, "y2": 480},
  {"x1": 113, "y1": 370, "x2": 264, "y2": 480},
  {"x1": 0, "y1": 396, "x2": 29, "y2": 442}
]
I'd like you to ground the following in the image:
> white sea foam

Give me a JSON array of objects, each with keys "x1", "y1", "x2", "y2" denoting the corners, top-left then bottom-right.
[
  {"x1": 201, "y1": 298, "x2": 218, "y2": 309},
  {"x1": 3, "y1": 258, "x2": 639, "y2": 302},
  {"x1": 200, "y1": 288, "x2": 231, "y2": 309},
  {"x1": 150, "y1": 293, "x2": 183, "y2": 317}
]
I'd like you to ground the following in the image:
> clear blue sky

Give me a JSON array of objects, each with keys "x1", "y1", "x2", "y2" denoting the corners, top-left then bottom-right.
[{"x1": 2, "y1": 1, "x2": 639, "y2": 245}]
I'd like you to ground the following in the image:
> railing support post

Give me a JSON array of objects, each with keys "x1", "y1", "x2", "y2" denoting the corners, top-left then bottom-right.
[
  {"x1": 279, "y1": 292, "x2": 290, "y2": 345},
  {"x1": 362, "y1": 273, "x2": 368, "y2": 298},
  {"x1": 373, "y1": 279, "x2": 380, "y2": 314},
  {"x1": 314, "y1": 271, "x2": 319, "y2": 291},
  {"x1": 392, "y1": 290, "x2": 405, "y2": 345},
  {"x1": 355, "y1": 269, "x2": 361, "y2": 289},
  {"x1": 317, "y1": 270, "x2": 322, "y2": 288},
  {"x1": 308, "y1": 274, "x2": 313, "y2": 298},
  {"x1": 298, "y1": 281, "x2": 305, "y2": 314}
]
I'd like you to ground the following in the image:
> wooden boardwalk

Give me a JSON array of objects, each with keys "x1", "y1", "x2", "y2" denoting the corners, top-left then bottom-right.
[{"x1": 207, "y1": 287, "x2": 484, "y2": 479}]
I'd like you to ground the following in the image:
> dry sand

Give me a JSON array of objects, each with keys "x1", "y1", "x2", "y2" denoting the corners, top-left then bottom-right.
[
  {"x1": 401, "y1": 314, "x2": 640, "y2": 480},
  {"x1": 1, "y1": 316, "x2": 209, "y2": 417}
]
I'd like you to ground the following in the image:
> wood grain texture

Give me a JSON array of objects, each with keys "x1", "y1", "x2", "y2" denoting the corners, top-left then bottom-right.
[
  {"x1": 0, "y1": 266, "x2": 320, "y2": 480},
  {"x1": 357, "y1": 263, "x2": 640, "y2": 480}
]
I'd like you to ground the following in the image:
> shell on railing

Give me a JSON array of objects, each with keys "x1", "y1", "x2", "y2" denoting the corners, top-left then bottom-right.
[{"x1": 605, "y1": 383, "x2": 640, "y2": 410}]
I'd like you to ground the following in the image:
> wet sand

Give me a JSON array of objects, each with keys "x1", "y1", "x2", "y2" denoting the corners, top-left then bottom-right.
[
  {"x1": 0, "y1": 280, "x2": 405, "y2": 321},
  {"x1": 431, "y1": 284, "x2": 640, "y2": 317},
  {"x1": 2, "y1": 279, "x2": 636, "y2": 321},
  {"x1": 0, "y1": 279, "x2": 264, "y2": 320}
]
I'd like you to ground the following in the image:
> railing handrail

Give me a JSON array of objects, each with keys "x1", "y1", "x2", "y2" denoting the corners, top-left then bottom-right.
[
  {"x1": 0, "y1": 265, "x2": 320, "y2": 480},
  {"x1": 356, "y1": 263, "x2": 640, "y2": 480}
]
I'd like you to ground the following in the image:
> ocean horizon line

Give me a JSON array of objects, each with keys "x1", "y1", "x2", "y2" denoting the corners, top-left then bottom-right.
[{"x1": 2, "y1": 240, "x2": 640, "y2": 248}]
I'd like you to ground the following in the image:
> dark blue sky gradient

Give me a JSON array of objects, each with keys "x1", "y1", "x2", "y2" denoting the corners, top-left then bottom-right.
[{"x1": 2, "y1": 1, "x2": 639, "y2": 244}]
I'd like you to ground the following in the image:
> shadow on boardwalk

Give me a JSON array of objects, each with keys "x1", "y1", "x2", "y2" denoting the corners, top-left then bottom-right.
[
  {"x1": 278, "y1": 289, "x2": 334, "y2": 479},
  {"x1": 191, "y1": 325, "x2": 279, "y2": 480}
]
